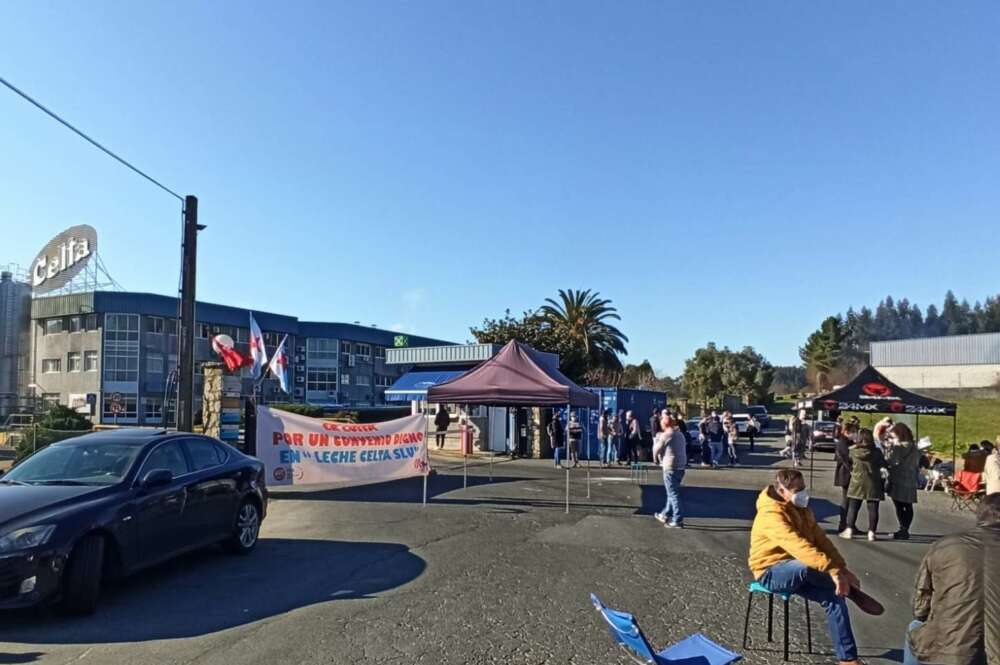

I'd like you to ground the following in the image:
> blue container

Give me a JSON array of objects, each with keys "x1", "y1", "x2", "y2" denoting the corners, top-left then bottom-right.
[{"x1": 556, "y1": 388, "x2": 667, "y2": 461}]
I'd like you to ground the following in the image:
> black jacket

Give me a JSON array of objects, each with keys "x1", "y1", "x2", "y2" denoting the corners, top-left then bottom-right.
[
  {"x1": 434, "y1": 409, "x2": 450, "y2": 432},
  {"x1": 833, "y1": 436, "x2": 853, "y2": 488},
  {"x1": 910, "y1": 524, "x2": 1000, "y2": 665}
]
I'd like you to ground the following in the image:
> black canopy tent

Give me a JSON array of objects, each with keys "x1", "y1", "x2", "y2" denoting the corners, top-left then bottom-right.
[{"x1": 801, "y1": 365, "x2": 959, "y2": 466}]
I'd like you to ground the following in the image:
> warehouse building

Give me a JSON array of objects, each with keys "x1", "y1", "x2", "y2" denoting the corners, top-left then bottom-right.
[
  {"x1": 24, "y1": 290, "x2": 452, "y2": 426},
  {"x1": 871, "y1": 332, "x2": 1000, "y2": 391}
]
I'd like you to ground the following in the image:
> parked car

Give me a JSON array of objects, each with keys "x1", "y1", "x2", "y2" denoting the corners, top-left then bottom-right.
[
  {"x1": 0, "y1": 429, "x2": 267, "y2": 614},
  {"x1": 684, "y1": 419, "x2": 703, "y2": 456},
  {"x1": 746, "y1": 406, "x2": 770, "y2": 429},
  {"x1": 810, "y1": 420, "x2": 838, "y2": 449},
  {"x1": 731, "y1": 415, "x2": 752, "y2": 435}
]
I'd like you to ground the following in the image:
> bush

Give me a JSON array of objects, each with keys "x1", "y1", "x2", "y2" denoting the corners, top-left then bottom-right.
[
  {"x1": 270, "y1": 403, "x2": 325, "y2": 418},
  {"x1": 16, "y1": 405, "x2": 93, "y2": 461}
]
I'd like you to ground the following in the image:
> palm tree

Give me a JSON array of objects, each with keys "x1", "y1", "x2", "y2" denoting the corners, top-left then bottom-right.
[{"x1": 539, "y1": 289, "x2": 628, "y2": 372}]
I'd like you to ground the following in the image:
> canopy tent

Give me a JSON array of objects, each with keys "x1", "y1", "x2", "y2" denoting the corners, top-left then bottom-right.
[
  {"x1": 384, "y1": 370, "x2": 467, "y2": 402},
  {"x1": 799, "y1": 365, "x2": 959, "y2": 465},
  {"x1": 427, "y1": 340, "x2": 599, "y2": 408}
]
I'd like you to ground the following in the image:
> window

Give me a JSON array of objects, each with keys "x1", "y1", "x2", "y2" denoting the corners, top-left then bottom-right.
[
  {"x1": 84, "y1": 351, "x2": 99, "y2": 372},
  {"x1": 185, "y1": 438, "x2": 227, "y2": 471},
  {"x1": 143, "y1": 397, "x2": 163, "y2": 423},
  {"x1": 341, "y1": 373, "x2": 351, "y2": 385},
  {"x1": 69, "y1": 317, "x2": 82, "y2": 333},
  {"x1": 42, "y1": 358, "x2": 61, "y2": 373},
  {"x1": 146, "y1": 316, "x2": 165, "y2": 334},
  {"x1": 41, "y1": 393, "x2": 61, "y2": 404},
  {"x1": 306, "y1": 338, "x2": 338, "y2": 362},
  {"x1": 147, "y1": 354, "x2": 164, "y2": 374},
  {"x1": 196, "y1": 323, "x2": 211, "y2": 339},
  {"x1": 356, "y1": 375, "x2": 370, "y2": 387},
  {"x1": 264, "y1": 332, "x2": 282, "y2": 348},
  {"x1": 141, "y1": 442, "x2": 189, "y2": 478},
  {"x1": 307, "y1": 368, "x2": 338, "y2": 392},
  {"x1": 374, "y1": 375, "x2": 392, "y2": 387},
  {"x1": 236, "y1": 327, "x2": 249, "y2": 343},
  {"x1": 68, "y1": 352, "x2": 82, "y2": 372},
  {"x1": 44, "y1": 319, "x2": 62, "y2": 335},
  {"x1": 374, "y1": 346, "x2": 386, "y2": 360},
  {"x1": 102, "y1": 392, "x2": 138, "y2": 420},
  {"x1": 356, "y1": 343, "x2": 371, "y2": 359},
  {"x1": 164, "y1": 318, "x2": 177, "y2": 336},
  {"x1": 341, "y1": 342, "x2": 353, "y2": 355},
  {"x1": 86, "y1": 313, "x2": 99, "y2": 330},
  {"x1": 104, "y1": 314, "x2": 140, "y2": 383}
]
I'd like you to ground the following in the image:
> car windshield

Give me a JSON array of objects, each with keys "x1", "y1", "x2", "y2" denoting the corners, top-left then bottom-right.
[{"x1": 4, "y1": 442, "x2": 143, "y2": 486}]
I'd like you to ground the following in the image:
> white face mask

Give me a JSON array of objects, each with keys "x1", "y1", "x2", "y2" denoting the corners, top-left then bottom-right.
[{"x1": 780, "y1": 483, "x2": 810, "y2": 508}]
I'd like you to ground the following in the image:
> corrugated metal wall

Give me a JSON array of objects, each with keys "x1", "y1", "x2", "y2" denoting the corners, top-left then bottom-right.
[{"x1": 871, "y1": 332, "x2": 1000, "y2": 367}]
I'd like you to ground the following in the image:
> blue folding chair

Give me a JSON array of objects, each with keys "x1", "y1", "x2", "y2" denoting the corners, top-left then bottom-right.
[{"x1": 591, "y1": 593, "x2": 742, "y2": 665}]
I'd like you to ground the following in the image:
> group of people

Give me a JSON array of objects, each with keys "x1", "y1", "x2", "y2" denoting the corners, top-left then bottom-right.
[
  {"x1": 749, "y1": 467, "x2": 999, "y2": 665},
  {"x1": 547, "y1": 410, "x2": 584, "y2": 468},
  {"x1": 833, "y1": 417, "x2": 921, "y2": 541},
  {"x1": 695, "y1": 410, "x2": 756, "y2": 468}
]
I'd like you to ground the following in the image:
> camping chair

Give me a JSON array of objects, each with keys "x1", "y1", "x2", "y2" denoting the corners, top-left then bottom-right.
[
  {"x1": 946, "y1": 471, "x2": 985, "y2": 511},
  {"x1": 590, "y1": 593, "x2": 741, "y2": 665}
]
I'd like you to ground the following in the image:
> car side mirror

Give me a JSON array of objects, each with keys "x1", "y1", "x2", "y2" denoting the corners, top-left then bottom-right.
[{"x1": 140, "y1": 468, "x2": 173, "y2": 488}]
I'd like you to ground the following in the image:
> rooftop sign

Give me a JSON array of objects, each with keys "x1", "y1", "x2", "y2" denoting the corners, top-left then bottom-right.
[{"x1": 31, "y1": 225, "x2": 97, "y2": 293}]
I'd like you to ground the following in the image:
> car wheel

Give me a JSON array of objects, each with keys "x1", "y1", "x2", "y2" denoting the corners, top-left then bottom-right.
[
  {"x1": 225, "y1": 499, "x2": 260, "y2": 555},
  {"x1": 60, "y1": 534, "x2": 105, "y2": 615}
]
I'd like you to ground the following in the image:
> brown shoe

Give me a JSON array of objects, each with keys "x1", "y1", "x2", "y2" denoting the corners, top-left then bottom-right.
[{"x1": 847, "y1": 587, "x2": 884, "y2": 616}]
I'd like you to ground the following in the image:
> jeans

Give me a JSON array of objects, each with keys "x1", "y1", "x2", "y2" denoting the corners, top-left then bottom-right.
[
  {"x1": 602, "y1": 436, "x2": 617, "y2": 464},
  {"x1": 700, "y1": 438, "x2": 712, "y2": 465},
  {"x1": 709, "y1": 441, "x2": 724, "y2": 465},
  {"x1": 727, "y1": 441, "x2": 738, "y2": 464},
  {"x1": 758, "y1": 560, "x2": 858, "y2": 662},
  {"x1": 554, "y1": 446, "x2": 564, "y2": 466},
  {"x1": 902, "y1": 619, "x2": 924, "y2": 665},
  {"x1": 656, "y1": 468, "x2": 685, "y2": 525}
]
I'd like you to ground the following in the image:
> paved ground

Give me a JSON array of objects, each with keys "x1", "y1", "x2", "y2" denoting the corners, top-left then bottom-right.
[{"x1": 0, "y1": 430, "x2": 976, "y2": 664}]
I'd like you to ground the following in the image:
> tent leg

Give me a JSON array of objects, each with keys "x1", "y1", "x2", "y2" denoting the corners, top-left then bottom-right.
[
  {"x1": 565, "y1": 403, "x2": 571, "y2": 514},
  {"x1": 586, "y1": 408, "x2": 591, "y2": 500},
  {"x1": 916, "y1": 414, "x2": 920, "y2": 440},
  {"x1": 809, "y1": 429, "x2": 815, "y2": 487},
  {"x1": 952, "y1": 416, "x2": 957, "y2": 466},
  {"x1": 422, "y1": 472, "x2": 428, "y2": 506},
  {"x1": 463, "y1": 452, "x2": 468, "y2": 489},
  {"x1": 565, "y1": 461, "x2": 570, "y2": 514},
  {"x1": 423, "y1": 412, "x2": 429, "y2": 506}
]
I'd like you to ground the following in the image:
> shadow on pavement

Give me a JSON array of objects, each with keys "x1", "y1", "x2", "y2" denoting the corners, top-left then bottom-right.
[
  {"x1": 636, "y1": 485, "x2": 842, "y2": 523},
  {"x1": 0, "y1": 654, "x2": 44, "y2": 664},
  {"x1": 0, "y1": 538, "x2": 425, "y2": 645}
]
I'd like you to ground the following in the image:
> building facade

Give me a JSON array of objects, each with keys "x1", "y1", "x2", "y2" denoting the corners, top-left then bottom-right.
[
  {"x1": 871, "y1": 332, "x2": 1000, "y2": 390},
  {"x1": 25, "y1": 290, "x2": 452, "y2": 426},
  {"x1": 0, "y1": 270, "x2": 32, "y2": 419}
]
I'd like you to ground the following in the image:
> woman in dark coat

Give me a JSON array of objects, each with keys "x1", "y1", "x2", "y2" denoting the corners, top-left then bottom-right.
[
  {"x1": 841, "y1": 428, "x2": 887, "y2": 541},
  {"x1": 834, "y1": 421, "x2": 858, "y2": 533},
  {"x1": 886, "y1": 422, "x2": 920, "y2": 540}
]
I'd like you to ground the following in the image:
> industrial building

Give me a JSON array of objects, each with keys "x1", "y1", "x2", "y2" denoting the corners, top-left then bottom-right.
[
  {"x1": 13, "y1": 288, "x2": 452, "y2": 425},
  {"x1": 871, "y1": 332, "x2": 1000, "y2": 391}
]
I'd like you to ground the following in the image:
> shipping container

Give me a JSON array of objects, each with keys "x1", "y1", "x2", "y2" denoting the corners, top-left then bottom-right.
[
  {"x1": 871, "y1": 332, "x2": 1000, "y2": 367},
  {"x1": 557, "y1": 388, "x2": 668, "y2": 461}
]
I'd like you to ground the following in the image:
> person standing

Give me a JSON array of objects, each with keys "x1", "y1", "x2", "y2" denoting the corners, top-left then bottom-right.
[
  {"x1": 615, "y1": 410, "x2": 626, "y2": 465},
  {"x1": 707, "y1": 411, "x2": 725, "y2": 468},
  {"x1": 597, "y1": 410, "x2": 611, "y2": 468},
  {"x1": 625, "y1": 411, "x2": 643, "y2": 464},
  {"x1": 653, "y1": 416, "x2": 687, "y2": 529},
  {"x1": 724, "y1": 416, "x2": 739, "y2": 466},
  {"x1": 434, "y1": 406, "x2": 450, "y2": 450},
  {"x1": 886, "y1": 423, "x2": 920, "y2": 540},
  {"x1": 747, "y1": 415, "x2": 760, "y2": 453},
  {"x1": 841, "y1": 428, "x2": 886, "y2": 542},
  {"x1": 833, "y1": 422, "x2": 857, "y2": 534},
  {"x1": 903, "y1": 494, "x2": 1000, "y2": 665},
  {"x1": 698, "y1": 415, "x2": 712, "y2": 467},
  {"x1": 567, "y1": 412, "x2": 582, "y2": 468},
  {"x1": 548, "y1": 411, "x2": 565, "y2": 468},
  {"x1": 649, "y1": 409, "x2": 661, "y2": 442},
  {"x1": 985, "y1": 439, "x2": 1000, "y2": 496}
]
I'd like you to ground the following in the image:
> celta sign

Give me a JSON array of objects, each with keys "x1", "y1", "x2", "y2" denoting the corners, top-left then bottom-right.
[{"x1": 31, "y1": 225, "x2": 97, "y2": 293}]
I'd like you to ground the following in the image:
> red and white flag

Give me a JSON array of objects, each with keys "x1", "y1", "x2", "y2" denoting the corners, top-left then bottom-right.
[
  {"x1": 249, "y1": 313, "x2": 268, "y2": 380},
  {"x1": 268, "y1": 335, "x2": 290, "y2": 393}
]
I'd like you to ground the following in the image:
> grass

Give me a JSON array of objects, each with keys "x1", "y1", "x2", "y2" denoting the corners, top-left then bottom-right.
[{"x1": 772, "y1": 396, "x2": 998, "y2": 458}]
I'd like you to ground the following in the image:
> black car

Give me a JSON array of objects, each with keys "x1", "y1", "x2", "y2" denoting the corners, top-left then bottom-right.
[{"x1": 0, "y1": 429, "x2": 267, "y2": 614}]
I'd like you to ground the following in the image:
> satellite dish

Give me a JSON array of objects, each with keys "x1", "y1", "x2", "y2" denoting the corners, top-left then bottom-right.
[{"x1": 212, "y1": 334, "x2": 235, "y2": 355}]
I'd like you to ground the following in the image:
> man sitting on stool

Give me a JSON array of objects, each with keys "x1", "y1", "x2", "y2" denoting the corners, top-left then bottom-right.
[
  {"x1": 904, "y1": 493, "x2": 999, "y2": 665},
  {"x1": 748, "y1": 469, "x2": 883, "y2": 665}
]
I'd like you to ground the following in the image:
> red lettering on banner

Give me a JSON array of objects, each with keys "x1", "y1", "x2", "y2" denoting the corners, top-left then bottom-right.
[
  {"x1": 322, "y1": 422, "x2": 340, "y2": 432},
  {"x1": 308, "y1": 433, "x2": 331, "y2": 447},
  {"x1": 272, "y1": 432, "x2": 282, "y2": 445}
]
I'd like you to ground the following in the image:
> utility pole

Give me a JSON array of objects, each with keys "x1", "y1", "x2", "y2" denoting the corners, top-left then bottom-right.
[{"x1": 177, "y1": 195, "x2": 204, "y2": 432}]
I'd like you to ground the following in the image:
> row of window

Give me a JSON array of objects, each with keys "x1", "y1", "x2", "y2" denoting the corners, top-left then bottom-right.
[
  {"x1": 304, "y1": 368, "x2": 395, "y2": 391},
  {"x1": 42, "y1": 351, "x2": 100, "y2": 374},
  {"x1": 43, "y1": 314, "x2": 100, "y2": 335}
]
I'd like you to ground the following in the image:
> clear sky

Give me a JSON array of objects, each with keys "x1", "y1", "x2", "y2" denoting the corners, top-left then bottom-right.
[{"x1": 2, "y1": 2, "x2": 998, "y2": 375}]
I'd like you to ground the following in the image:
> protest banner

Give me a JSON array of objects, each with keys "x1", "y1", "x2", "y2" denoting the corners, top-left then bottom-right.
[{"x1": 256, "y1": 407, "x2": 429, "y2": 488}]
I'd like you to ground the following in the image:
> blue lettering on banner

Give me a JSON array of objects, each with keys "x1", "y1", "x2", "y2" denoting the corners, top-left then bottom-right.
[
  {"x1": 284, "y1": 445, "x2": 422, "y2": 465},
  {"x1": 280, "y1": 450, "x2": 301, "y2": 464}
]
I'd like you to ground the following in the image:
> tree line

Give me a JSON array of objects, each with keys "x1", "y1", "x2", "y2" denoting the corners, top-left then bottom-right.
[{"x1": 800, "y1": 291, "x2": 1000, "y2": 389}]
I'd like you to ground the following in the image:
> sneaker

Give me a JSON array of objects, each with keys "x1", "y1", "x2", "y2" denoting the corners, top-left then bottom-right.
[
  {"x1": 838, "y1": 528, "x2": 854, "y2": 540},
  {"x1": 868, "y1": 531, "x2": 877, "y2": 542},
  {"x1": 847, "y1": 587, "x2": 885, "y2": 616},
  {"x1": 893, "y1": 530, "x2": 910, "y2": 541},
  {"x1": 666, "y1": 522, "x2": 683, "y2": 529},
  {"x1": 654, "y1": 513, "x2": 667, "y2": 525}
]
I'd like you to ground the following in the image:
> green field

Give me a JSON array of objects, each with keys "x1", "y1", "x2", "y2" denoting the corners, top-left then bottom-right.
[{"x1": 773, "y1": 396, "x2": 999, "y2": 458}]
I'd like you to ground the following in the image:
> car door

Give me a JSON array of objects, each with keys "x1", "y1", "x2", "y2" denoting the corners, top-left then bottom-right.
[
  {"x1": 132, "y1": 440, "x2": 193, "y2": 566},
  {"x1": 180, "y1": 437, "x2": 239, "y2": 544}
]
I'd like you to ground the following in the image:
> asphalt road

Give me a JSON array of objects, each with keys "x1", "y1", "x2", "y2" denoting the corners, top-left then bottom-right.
[{"x1": 0, "y1": 430, "x2": 976, "y2": 664}]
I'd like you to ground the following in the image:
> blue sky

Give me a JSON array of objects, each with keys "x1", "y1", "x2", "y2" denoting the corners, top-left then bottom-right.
[{"x1": 2, "y1": 2, "x2": 998, "y2": 375}]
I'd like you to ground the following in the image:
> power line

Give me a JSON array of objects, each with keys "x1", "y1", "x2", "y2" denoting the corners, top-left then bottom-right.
[{"x1": 0, "y1": 75, "x2": 184, "y2": 202}]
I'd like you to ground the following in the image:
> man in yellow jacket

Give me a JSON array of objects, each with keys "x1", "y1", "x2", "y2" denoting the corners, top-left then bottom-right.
[{"x1": 749, "y1": 469, "x2": 883, "y2": 665}]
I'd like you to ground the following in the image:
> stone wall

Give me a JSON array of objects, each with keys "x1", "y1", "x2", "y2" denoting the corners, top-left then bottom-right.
[{"x1": 202, "y1": 362, "x2": 223, "y2": 440}]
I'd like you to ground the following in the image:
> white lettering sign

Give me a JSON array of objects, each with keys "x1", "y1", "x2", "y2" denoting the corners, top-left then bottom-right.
[{"x1": 30, "y1": 225, "x2": 98, "y2": 293}]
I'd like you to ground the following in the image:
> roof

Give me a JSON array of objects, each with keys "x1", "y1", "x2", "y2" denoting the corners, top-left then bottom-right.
[
  {"x1": 427, "y1": 340, "x2": 600, "y2": 407},
  {"x1": 806, "y1": 366, "x2": 957, "y2": 416},
  {"x1": 56, "y1": 429, "x2": 171, "y2": 446}
]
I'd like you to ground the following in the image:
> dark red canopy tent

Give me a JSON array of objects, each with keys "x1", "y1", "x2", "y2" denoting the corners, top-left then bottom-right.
[{"x1": 426, "y1": 340, "x2": 599, "y2": 408}]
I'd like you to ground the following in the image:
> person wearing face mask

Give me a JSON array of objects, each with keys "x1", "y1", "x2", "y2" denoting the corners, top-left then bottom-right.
[
  {"x1": 833, "y1": 421, "x2": 859, "y2": 534},
  {"x1": 652, "y1": 415, "x2": 687, "y2": 529},
  {"x1": 749, "y1": 469, "x2": 884, "y2": 665}
]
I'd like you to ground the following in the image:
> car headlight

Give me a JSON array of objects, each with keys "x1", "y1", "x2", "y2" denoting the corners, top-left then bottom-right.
[{"x1": 0, "y1": 525, "x2": 57, "y2": 553}]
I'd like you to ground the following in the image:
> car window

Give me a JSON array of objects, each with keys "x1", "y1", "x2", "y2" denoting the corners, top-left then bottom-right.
[
  {"x1": 185, "y1": 438, "x2": 226, "y2": 471},
  {"x1": 142, "y1": 442, "x2": 189, "y2": 478},
  {"x1": 5, "y1": 442, "x2": 142, "y2": 486}
]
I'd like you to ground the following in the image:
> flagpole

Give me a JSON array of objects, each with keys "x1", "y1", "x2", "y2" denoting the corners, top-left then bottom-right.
[{"x1": 422, "y1": 409, "x2": 429, "y2": 507}]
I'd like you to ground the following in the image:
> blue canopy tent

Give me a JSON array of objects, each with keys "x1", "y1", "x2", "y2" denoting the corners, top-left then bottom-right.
[{"x1": 384, "y1": 370, "x2": 467, "y2": 403}]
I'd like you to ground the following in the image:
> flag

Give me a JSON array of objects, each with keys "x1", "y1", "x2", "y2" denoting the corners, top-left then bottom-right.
[
  {"x1": 249, "y1": 313, "x2": 268, "y2": 379},
  {"x1": 268, "y1": 335, "x2": 290, "y2": 393}
]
